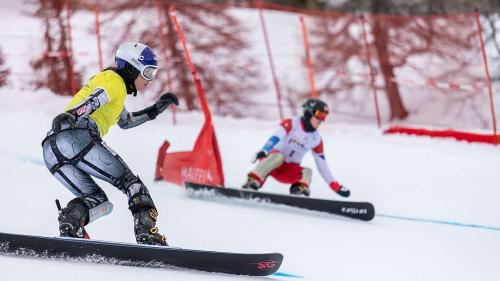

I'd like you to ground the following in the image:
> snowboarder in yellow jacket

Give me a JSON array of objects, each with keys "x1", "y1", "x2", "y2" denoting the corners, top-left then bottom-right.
[{"x1": 42, "y1": 42, "x2": 178, "y2": 246}]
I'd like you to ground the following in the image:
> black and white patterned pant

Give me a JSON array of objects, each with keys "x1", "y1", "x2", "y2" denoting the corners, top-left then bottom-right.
[{"x1": 42, "y1": 117, "x2": 152, "y2": 223}]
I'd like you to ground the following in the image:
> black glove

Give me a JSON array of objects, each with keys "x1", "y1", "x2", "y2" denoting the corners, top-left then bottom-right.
[
  {"x1": 146, "y1": 92, "x2": 179, "y2": 120},
  {"x1": 251, "y1": 150, "x2": 267, "y2": 164},
  {"x1": 52, "y1": 112, "x2": 77, "y2": 134}
]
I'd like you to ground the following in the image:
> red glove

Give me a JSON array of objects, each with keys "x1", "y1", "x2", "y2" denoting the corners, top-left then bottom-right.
[
  {"x1": 329, "y1": 181, "x2": 341, "y2": 192},
  {"x1": 330, "y1": 181, "x2": 350, "y2": 197}
]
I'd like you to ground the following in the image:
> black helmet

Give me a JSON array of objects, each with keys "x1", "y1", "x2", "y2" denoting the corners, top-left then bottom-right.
[{"x1": 302, "y1": 98, "x2": 329, "y2": 121}]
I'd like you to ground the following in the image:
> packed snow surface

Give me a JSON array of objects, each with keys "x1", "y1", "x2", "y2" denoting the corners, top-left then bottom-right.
[{"x1": 0, "y1": 93, "x2": 498, "y2": 280}]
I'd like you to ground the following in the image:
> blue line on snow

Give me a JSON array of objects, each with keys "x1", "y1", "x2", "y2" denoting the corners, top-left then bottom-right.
[
  {"x1": 5, "y1": 152, "x2": 500, "y2": 232},
  {"x1": 377, "y1": 213, "x2": 500, "y2": 231},
  {"x1": 16, "y1": 155, "x2": 45, "y2": 166},
  {"x1": 0, "y1": 150, "x2": 45, "y2": 166},
  {"x1": 272, "y1": 272, "x2": 304, "y2": 278}
]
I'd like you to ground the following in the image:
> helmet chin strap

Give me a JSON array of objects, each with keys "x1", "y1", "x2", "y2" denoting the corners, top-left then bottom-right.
[
  {"x1": 129, "y1": 80, "x2": 137, "y2": 96},
  {"x1": 126, "y1": 64, "x2": 139, "y2": 96}
]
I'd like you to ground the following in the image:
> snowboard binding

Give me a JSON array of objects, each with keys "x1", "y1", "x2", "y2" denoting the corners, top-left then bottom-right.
[
  {"x1": 128, "y1": 192, "x2": 168, "y2": 246},
  {"x1": 56, "y1": 199, "x2": 90, "y2": 239},
  {"x1": 133, "y1": 208, "x2": 168, "y2": 246},
  {"x1": 242, "y1": 175, "x2": 261, "y2": 191},
  {"x1": 289, "y1": 183, "x2": 311, "y2": 197}
]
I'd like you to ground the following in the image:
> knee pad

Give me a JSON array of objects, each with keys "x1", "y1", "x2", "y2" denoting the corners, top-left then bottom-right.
[
  {"x1": 116, "y1": 170, "x2": 146, "y2": 197},
  {"x1": 266, "y1": 153, "x2": 284, "y2": 165},
  {"x1": 128, "y1": 190, "x2": 156, "y2": 213},
  {"x1": 116, "y1": 170, "x2": 155, "y2": 213},
  {"x1": 252, "y1": 152, "x2": 284, "y2": 180}
]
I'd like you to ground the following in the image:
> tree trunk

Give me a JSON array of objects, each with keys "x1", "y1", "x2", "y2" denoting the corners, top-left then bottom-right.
[
  {"x1": 371, "y1": 1, "x2": 408, "y2": 120},
  {"x1": 0, "y1": 48, "x2": 9, "y2": 87}
]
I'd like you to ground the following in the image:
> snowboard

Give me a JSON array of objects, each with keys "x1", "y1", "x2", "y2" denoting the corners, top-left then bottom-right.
[
  {"x1": 0, "y1": 231, "x2": 283, "y2": 276},
  {"x1": 185, "y1": 182, "x2": 375, "y2": 221}
]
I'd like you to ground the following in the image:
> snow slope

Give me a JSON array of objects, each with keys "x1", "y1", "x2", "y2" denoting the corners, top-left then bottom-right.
[
  {"x1": 0, "y1": 93, "x2": 499, "y2": 280},
  {"x1": 1, "y1": 2, "x2": 499, "y2": 281}
]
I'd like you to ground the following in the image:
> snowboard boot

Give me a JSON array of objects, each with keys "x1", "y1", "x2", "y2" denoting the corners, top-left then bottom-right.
[
  {"x1": 242, "y1": 175, "x2": 261, "y2": 191},
  {"x1": 289, "y1": 183, "x2": 311, "y2": 197},
  {"x1": 133, "y1": 208, "x2": 168, "y2": 246},
  {"x1": 58, "y1": 198, "x2": 90, "y2": 239}
]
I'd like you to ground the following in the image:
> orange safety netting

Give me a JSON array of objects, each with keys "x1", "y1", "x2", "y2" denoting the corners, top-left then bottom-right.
[{"x1": 12, "y1": 1, "x2": 498, "y2": 144}]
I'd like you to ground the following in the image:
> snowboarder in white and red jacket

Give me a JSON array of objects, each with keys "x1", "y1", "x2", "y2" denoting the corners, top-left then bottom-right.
[{"x1": 243, "y1": 98, "x2": 350, "y2": 197}]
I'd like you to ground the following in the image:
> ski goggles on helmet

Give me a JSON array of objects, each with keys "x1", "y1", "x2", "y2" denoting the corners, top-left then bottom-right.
[
  {"x1": 140, "y1": 65, "x2": 158, "y2": 81},
  {"x1": 314, "y1": 109, "x2": 329, "y2": 121}
]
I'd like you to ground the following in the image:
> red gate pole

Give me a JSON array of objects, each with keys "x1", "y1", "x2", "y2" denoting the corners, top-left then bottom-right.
[
  {"x1": 155, "y1": 0, "x2": 176, "y2": 125},
  {"x1": 360, "y1": 14, "x2": 382, "y2": 129},
  {"x1": 473, "y1": 10, "x2": 498, "y2": 145},
  {"x1": 65, "y1": 0, "x2": 76, "y2": 95},
  {"x1": 169, "y1": 7, "x2": 211, "y2": 123},
  {"x1": 299, "y1": 15, "x2": 318, "y2": 98},
  {"x1": 94, "y1": 0, "x2": 103, "y2": 70},
  {"x1": 258, "y1": 3, "x2": 284, "y2": 120}
]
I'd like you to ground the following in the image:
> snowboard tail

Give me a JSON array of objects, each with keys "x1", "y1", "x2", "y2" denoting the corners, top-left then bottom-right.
[
  {"x1": 185, "y1": 182, "x2": 375, "y2": 221},
  {"x1": 0, "y1": 232, "x2": 282, "y2": 276}
]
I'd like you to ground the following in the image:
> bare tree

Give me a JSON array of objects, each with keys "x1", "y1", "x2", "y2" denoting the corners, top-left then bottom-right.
[
  {"x1": 30, "y1": 0, "x2": 82, "y2": 96},
  {"x1": 88, "y1": 0, "x2": 262, "y2": 116},
  {"x1": 300, "y1": 0, "x2": 484, "y2": 121},
  {"x1": 0, "y1": 47, "x2": 10, "y2": 88},
  {"x1": 370, "y1": 0, "x2": 408, "y2": 119},
  {"x1": 482, "y1": 12, "x2": 500, "y2": 82}
]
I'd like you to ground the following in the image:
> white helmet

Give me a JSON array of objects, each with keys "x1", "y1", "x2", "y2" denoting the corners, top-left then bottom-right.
[{"x1": 115, "y1": 42, "x2": 158, "y2": 81}]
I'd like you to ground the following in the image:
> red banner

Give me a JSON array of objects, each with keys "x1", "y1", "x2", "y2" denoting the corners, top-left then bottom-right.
[
  {"x1": 384, "y1": 126, "x2": 498, "y2": 145},
  {"x1": 155, "y1": 122, "x2": 224, "y2": 186}
]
